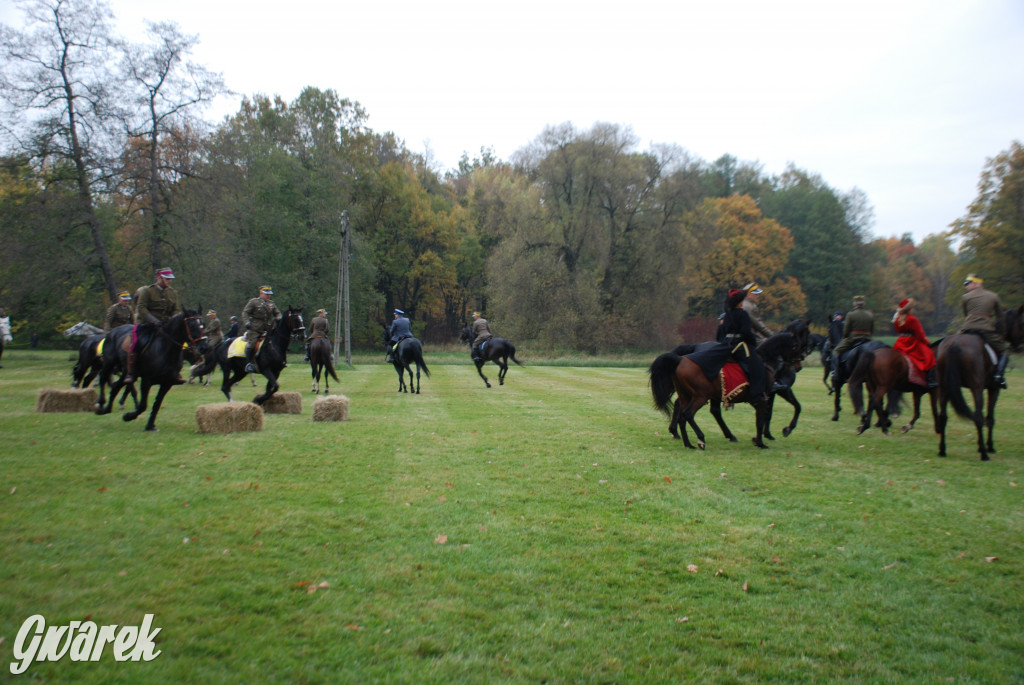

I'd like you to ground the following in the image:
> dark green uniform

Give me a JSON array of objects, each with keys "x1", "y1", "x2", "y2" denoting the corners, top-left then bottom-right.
[
  {"x1": 136, "y1": 283, "x2": 181, "y2": 325},
  {"x1": 104, "y1": 303, "x2": 134, "y2": 331}
]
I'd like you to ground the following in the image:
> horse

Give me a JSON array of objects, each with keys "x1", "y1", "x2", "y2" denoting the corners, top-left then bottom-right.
[
  {"x1": 72, "y1": 331, "x2": 137, "y2": 407},
  {"x1": 309, "y1": 337, "x2": 340, "y2": 394},
  {"x1": 388, "y1": 335, "x2": 430, "y2": 394},
  {"x1": 847, "y1": 345, "x2": 936, "y2": 435},
  {"x1": 762, "y1": 319, "x2": 812, "y2": 439},
  {"x1": 829, "y1": 340, "x2": 886, "y2": 422},
  {"x1": 215, "y1": 307, "x2": 305, "y2": 404},
  {"x1": 459, "y1": 325, "x2": 522, "y2": 387},
  {"x1": 649, "y1": 331, "x2": 805, "y2": 449},
  {"x1": 935, "y1": 305, "x2": 1024, "y2": 460},
  {"x1": 821, "y1": 316, "x2": 845, "y2": 393},
  {"x1": 95, "y1": 310, "x2": 208, "y2": 431}
]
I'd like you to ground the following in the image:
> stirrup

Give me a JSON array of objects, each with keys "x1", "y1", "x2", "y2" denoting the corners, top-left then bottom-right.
[{"x1": 245, "y1": 363, "x2": 255, "y2": 373}]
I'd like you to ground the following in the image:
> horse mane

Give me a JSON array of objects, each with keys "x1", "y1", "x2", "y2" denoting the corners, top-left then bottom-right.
[{"x1": 756, "y1": 331, "x2": 800, "y2": 363}]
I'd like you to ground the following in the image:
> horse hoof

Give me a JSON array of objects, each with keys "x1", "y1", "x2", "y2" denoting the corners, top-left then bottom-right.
[
  {"x1": 145, "y1": 426, "x2": 158, "y2": 432},
  {"x1": 981, "y1": 454, "x2": 990, "y2": 461},
  {"x1": 901, "y1": 425, "x2": 912, "y2": 434},
  {"x1": 765, "y1": 434, "x2": 775, "y2": 441},
  {"x1": 697, "y1": 442, "x2": 705, "y2": 450},
  {"x1": 855, "y1": 425, "x2": 866, "y2": 435},
  {"x1": 728, "y1": 436, "x2": 738, "y2": 443},
  {"x1": 831, "y1": 415, "x2": 839, "y2": 422},
  {"x1": 123, "y1": 412, "x2": 137, "y2": 422},
  {"x1": 782, "y1": 427, "x2": 792, "y2": 438}
]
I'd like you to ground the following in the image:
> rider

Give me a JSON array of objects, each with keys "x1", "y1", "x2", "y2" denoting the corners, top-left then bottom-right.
[
  {"x1": 305, "y1": 308, "x2": 330, "y2": 361},
  {"x1": 386, "y1": 308, "x2": 412, "y2": 362},
  {"x1": 226, "y1": 315, "x2": 239, "y2": 338},
  {"x1": 126, "y1": 267, "x2": 183, "y2": 384},
  {"x1": 959, "y1": 273, "x2": 1009, "y2": 389},
  {"x1": 741, "y1": 282, "x2": 773, "y2": 344},
  {"x1": 720, "y1": 288, "x2": 768, "y2": 403},
  {"x1": 242, "y1": 286, "x2": 281, "y2": 374},
  {"x1": 831, "y1": 295, "x2": 874, "y2": 384},
  {"x1": 470, "y1": 311, "x2": 493, "y2": 362},
  {"x1": 104, "y1": 291, "x2": 135, "y2": 332},
  {"x1": 892, "y1": 298, "x2": 937, "y2": 388},
  {"x1": 205, "y1": 309, "x2": 223, "y2": 348}
]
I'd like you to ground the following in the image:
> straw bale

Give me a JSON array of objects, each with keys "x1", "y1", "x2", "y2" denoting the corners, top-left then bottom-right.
[
  {"x1": 262, "y1": 392, "x2": 302, "y2": 414},
  {"x1": 36, "y1": 387, "x2": 98, "y2": 413},
  {"x1": 312, "y1": 394, "x2": 350, "y2": 422},
  {"x1": 195, "y1": 402, "x2": 264, "y2": 434}
]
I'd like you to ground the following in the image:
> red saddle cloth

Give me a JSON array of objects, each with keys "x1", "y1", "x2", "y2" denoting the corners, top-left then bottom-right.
[
  {"x1": 720, "y1": 362, "x2": 749, "y2": 406},
  {"x1": 903, "y1": 353, "x2": 927, "y2": 387}
]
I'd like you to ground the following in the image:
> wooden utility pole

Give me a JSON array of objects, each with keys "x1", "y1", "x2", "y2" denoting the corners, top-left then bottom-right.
[{"x1": 333, "y1": 211, "x2": 352, "y2": 366}]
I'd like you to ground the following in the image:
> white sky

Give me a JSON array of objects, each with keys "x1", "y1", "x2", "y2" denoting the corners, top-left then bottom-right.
[{"x1": 3, "y1": 0, "x2": 1023, "y2": 243}]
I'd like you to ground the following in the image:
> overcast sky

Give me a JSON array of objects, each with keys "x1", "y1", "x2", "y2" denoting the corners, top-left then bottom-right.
[{"x1": 3, "y1": 0, "x2": 1022, "y2": 244}]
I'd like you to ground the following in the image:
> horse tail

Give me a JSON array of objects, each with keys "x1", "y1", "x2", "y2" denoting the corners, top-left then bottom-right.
[
  {"x1": 649, "y1": 352, "x2": 682, "y2": 416},
  {"x1": 943, "y1": 344, "x2": 973, "y2": 419},
  {"x1": 847, "y1": 348, "x2": 874, "y2": 416},
  {"x1": 508, "y1": 342, "x2": 523, "y2": 366},
  {"x1": 325, "y1": 356, "x2": 340, "y2": 382},
  {"x1": 417, "y1": 348, "x2": 431, "y2": 377}
]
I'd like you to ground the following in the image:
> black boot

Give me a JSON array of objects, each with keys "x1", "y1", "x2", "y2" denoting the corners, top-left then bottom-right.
[
  {"x1": 994, "y1": 353, "x2": 1009, "y2": 389},
  {"x1": 926, "y1": 367, "x2": 937, "y2": 388},
  {"x1": 244, "y1": 344, "x2": 256, "y2": 374},
  {"x1": 303, "y1": 344, "x2": 310, "y2": 362}
]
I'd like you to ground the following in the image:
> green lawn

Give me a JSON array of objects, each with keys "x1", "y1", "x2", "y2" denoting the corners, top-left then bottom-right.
[{"x1": 1, "y1": 351, "x2": 1022, "y2": 683}]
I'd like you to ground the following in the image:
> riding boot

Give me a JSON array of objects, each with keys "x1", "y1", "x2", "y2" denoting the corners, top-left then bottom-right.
[
  {"x1": 471, "y1": 345, "x2": 481, "y2": 362},
  {"x1": 124, "y1": 348, "x2": 138, "y2": 383},
  {"x1": 926, "y1": 367, "x2": 937, "y2": 388},
  {"x1": 304, "y1": 343, "x2": 310, "y2": 362},
  {"x1": 244, "y1": 342, "x2": 256, "y2": 374},
  {"x1": 994, "y1": 353, "x2": 1009, "y2": 389}
]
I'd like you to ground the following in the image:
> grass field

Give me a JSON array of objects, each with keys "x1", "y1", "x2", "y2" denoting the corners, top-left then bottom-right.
[{"x1": 1, "y1": 350, "x2": 1022, "y2": 683}]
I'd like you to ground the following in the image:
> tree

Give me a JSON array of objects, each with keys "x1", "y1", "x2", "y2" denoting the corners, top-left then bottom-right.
[
  {"x1": 0, "y1": 0, "x2": 123, "y2": 300},
  {"x1": 951, "y1": 140, "x2": 1024, "y2": 303},
  {"x1": 120, "y1": 20, "x2": 228, "y2": 270}
]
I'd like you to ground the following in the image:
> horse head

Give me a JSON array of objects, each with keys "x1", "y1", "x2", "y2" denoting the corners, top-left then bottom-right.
[
  {"x1": 1007, "y1": 304, "x2": 1024, "y2": 352},
  {"x1": 284, "y1": 307, "x2": 305, "y2": 341},
  {"x1": 459, "y1": 326, "x2": 472, "y2": 345},
  {"x1": 178, "y1": 308, "x2": 210, "y2": 355},
  {"x1": 757, "y1": 331, "x2": 805, "y2": 365}
]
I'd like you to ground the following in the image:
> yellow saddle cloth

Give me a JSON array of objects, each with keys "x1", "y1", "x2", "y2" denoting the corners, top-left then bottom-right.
[
  {"x1": 227, "y1": 337, "x2": 248, "y2": 358},
  {"x1": 96, "y1": 338, "x2": 106, "y2": 355}
]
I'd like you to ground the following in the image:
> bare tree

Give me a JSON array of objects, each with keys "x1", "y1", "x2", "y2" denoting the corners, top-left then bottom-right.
[
  {"x1": 121, "y1": 20, "x2": 229, "y2": 270},
  {"x1": 0, "y1": 0, "x2": 124, "y2": 299}
]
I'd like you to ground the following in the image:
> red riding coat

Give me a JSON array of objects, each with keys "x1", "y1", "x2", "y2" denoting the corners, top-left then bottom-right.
[{"x1": 893, "y1": 313, "x2": 935, "y2": 372}]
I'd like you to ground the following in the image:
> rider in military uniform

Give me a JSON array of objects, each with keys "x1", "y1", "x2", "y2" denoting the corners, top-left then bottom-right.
[
  {"x1": 205, "y1": 309, "x2": 223, "y2": 348},
  {"x1": 830, "y1": 295, "x2": 874, "y2": 383},
  {"x1": 959, "y1": 273, "x2": 1009, "y2": 388},
  {"x1": 386, "y1": 308, "x2": 412, "y2": 362},
  {"x1": 470, "y1": 311, "x2": 494, "y2": 362},
  {"x1": 305, "y1": 308, "x2": 330, "y2": 361},
  {"x1": 740, "y1": 282, "x2": 773, "y2": 344},
  {"x1": 721, "y1": 288, "x2": 768, "y2": 403},
  {"x1": 242, "y1": 285, "x2": 281, "y2": 373},
  {"x1": 126, "y1": 268, "x2": 183, "y2": 383},
  {"x1": 104, "y1": 291, "x2": 135, "y2": 331}
]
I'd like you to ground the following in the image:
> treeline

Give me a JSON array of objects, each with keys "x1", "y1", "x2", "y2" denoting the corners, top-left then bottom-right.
[{"x1": 2, "y1": 1, "x2": 1021, "y2": 351}]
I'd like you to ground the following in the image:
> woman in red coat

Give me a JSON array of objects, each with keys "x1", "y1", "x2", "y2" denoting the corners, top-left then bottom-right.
[{"x1": 892, "y1": 298, "x2": 936, "y2": 387}]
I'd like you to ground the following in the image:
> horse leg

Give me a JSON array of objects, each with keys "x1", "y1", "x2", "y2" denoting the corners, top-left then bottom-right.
[
  {"x1": 123, "y1": 380, "x2": 151, "y2": 423},
  {"x1": 971, "y1": 387, "x2": 988, "y2": 460},
  {"x1": 936, "y1": 392, "x2": 949, "y2": 457},
  {"x1": 752, "y1": 401, "x2": 769, "y2": 449},
  {"x1": 676, "y1": 399, "x2": 697, "y2": 449},
  {"x1": 873, "y1": 387, "x2": 891, "y2": 434},
  {"x1": 984, "y1": 388, "x2": 997, "y2": 455},
  {"x1": 708, "y1": 400, "x2": 739, "y2": 442},
  {"x1": 414, "y1": 364, "x2": 421, "y2": 394},
  {"x1": 831, "y1": 380, "x2": 843, "y2": 421},
  {"x1": 476, "y1": 360, "x2": 491, "y2": 388},
  {"x1": 668, "y1": 398, "x2": 681, "y2": 439},
  {"x1": 779, "y1": 389, "x2": 801, "y2": 437},
  {"x1": 901, "y1": 391, "x2": 922, "y2": 433},
  {"x1": 142, "y1": 382, "x2": 172, "y2": 430}
]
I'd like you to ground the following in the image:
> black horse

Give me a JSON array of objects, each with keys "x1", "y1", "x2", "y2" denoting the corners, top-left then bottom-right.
[
  {"x1": 821, "y1": 315, "x2": 845, "y2": 393},
  {"x1": 309, "y1": 337, "x2": 340, "y2": 394},
  {"x1": 385, "y1": 332, "x2": 430, "y2": 394},
  {"x1": 72, "y1": 333, "x2": 106, "y2": 388},
  {"x1": 830, "y1": 340, "x2": 887, "y2": 422},
  {"x1": 215, "y1": 307, "x2": 305, "y2": 404},
  {"x1": 95, "y1": 311, "x2": 208, "y2": 431},
  {"x1": 459, "y1": 325, "x2": 522, "y2": 388}
]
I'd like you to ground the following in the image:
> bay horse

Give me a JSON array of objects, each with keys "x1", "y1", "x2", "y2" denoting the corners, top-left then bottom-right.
[
  {"x1": 309, "y1": 337, "x2": 340, "y2": 394},
  {"x1": 935, "y1": 304, "x2": 1024, "y2": 460},
  {"x1": 649, "y1": 331, "x2": 805, "y2": 449},
  {"x1": 95, "y1": 310, "x2": 208, "y2": 431},
  {"x1": 847, "y1": 345, "x2": 935, "y2": 435},
  {"x1": 830, "y1": 340, "x2": 886, "y2": 422},
  {"x1": 390, "y1": 336, "x2": 430, "y2": 393},
  {"x1": 216, "y1": 307, "x2": 305, "y2": 404},
  {"x1": 459, "y1": 325, "x2": 522, "y2": 387}
]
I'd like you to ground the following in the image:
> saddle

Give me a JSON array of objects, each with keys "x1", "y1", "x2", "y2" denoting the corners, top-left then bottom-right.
[
  {"x1": 901, "y1": 353, "x2": 928, "y2": 387},
  {"x1": 960, "y1": 330, "x2": 999, "y2": 363},
  {"x1": 837, "y1": 339, "x2": 886, "y2": 372},
  {"x1": 227, "y1": 336, "x2": 265, "y2": 358}
]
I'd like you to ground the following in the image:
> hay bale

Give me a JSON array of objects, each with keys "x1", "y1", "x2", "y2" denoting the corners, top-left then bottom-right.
[
  {"x1": 36, "y1": 387, "x2": 98, "y2": 413},
  {"x1": 195, "y1": 402, "x2": 264, "y2": 434},
  {"x1": 262, "y1": 391, "x2": 302, "y2": 414},
  {"x1": 313, "y1": 394, "x2": 350, "y2": 422}
]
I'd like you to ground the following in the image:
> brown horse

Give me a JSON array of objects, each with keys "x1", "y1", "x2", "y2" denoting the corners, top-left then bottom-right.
[
  {"x1": 649, "y1": 332, "x2": 804, "y2": 449},
  {"x1": 848, "y1": 345, "x2": 936, "y2": 435},
  {"x1": 935, "y1": 304, "x2": 1024, "y2": 460}
]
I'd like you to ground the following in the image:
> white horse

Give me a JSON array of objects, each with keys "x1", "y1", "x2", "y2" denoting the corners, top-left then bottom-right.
[{"x1": 0, "y1": 315, "x2": 11, "y2": 368}]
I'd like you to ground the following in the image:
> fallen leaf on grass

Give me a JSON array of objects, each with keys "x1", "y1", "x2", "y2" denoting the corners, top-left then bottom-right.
[
  {"x1": 435, "y1": 534, "x2": 448, "y2": 545},
  {"x1": 664, "y1": 477, "x2": 671, "y2": 483},
  {"x1": 742, "y1": 581, "x2": 749, "y2": 592},
  {"x1": 676, "y1": 617, "x2": 689, "y2": 623},
  {"x1": 686, "y1": 564, "x2": 699, "y2": 574},
  {"x1": 985, "y1": 556, "x2": 998, "y2": 563},
  {"x1": 882, "y1": 562, "x2": 897, "y2": 570},
  {"x1": 345, "y1": 624, "x2": 362, "y2": 631}
]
